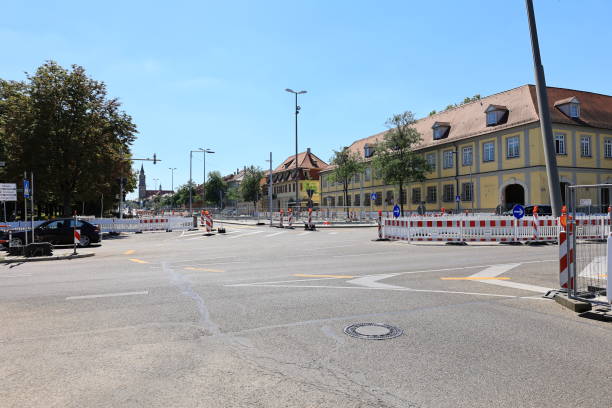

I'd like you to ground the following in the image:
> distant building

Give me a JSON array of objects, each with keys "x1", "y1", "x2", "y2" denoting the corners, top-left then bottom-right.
[
  {"x1": 138, "y1": 165, "x2": 173, "y2": 201},
  {"x1": 264, "y1": 148, "x2": 328, "y2": 210},
  {"x1": 320, "y1": 85, "x2": 612, "y2": 213}
]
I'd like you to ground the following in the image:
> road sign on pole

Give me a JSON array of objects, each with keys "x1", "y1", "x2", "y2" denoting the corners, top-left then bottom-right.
[
  {"x1": 512, "y1": 204, "x2": 525, "y2": 219},
  {"x1": 455, "y1": 195, "x2": 461, "y2": 203},
  {"x1": 23, "y1": 180, "x2": 30, "y2": 198},
  {"x1": 393, "y1": 204, "x2": 401, "y2": 218},
  {"x1": 0, "y1": 183, "x2": 17, "y2": 202},
  {"x1": 370, "y1": 193, "x2": 377, "y2": 201}
]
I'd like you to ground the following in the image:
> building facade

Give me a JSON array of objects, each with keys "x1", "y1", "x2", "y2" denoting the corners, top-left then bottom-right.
[
  {"x1": 264, "y1": 148, "x2": 328, "y2": 210},
  {"x1": 320, "y1": 85, "x2": 612, "y2": 214}
]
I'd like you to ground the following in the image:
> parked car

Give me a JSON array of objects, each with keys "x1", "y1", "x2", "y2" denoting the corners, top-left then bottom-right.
[
  {"x1": 503, "y1": 204, "x2": 553, "y2": 216},
  {"x1": 0, "y1": 218, "x2": 100, "y2": 248}
]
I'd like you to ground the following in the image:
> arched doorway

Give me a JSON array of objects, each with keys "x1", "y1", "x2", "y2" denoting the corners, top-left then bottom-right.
[{"x1": 504, "y1": 184, "x2": 525, "y2": 210}]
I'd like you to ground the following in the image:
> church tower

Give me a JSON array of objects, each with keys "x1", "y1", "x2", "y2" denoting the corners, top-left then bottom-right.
[{"x1": 138, "y1": 164, "x2": 146, "y2": 200}]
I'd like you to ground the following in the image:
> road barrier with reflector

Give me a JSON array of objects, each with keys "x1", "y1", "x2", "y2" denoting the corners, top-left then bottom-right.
[{"x1": 381, "y1": 215, "x2": 610, "y2": 243}]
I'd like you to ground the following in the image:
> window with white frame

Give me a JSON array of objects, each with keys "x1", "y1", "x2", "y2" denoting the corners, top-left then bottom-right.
[
  {"x1": 426, "y1": 153, "x2": 436, "y2": 171},
  {"x1": 426, "y1": 186, "x2": 437, "y2": 203},
  {"x1": 555, "y1": 133, "x2": 566, "y2": 155},
  {"x1": 605, "y1": 139, "x2": 612, "y2": 158},
  {"x1": 569, "y1": 102, "x2": 580, "y2": 118},
  {"x1": 443, "y1": 184, "x2": 454, "y2": 202},
  {"x1": 461, "y1": 182, "x2": 473, "y2": 202},
  {"x1": 363, "y1": 193, "x2": 371, "y2": 206},
  {"x1": 462, "y1": 146, "x2": 473, "y2": 166},
  {"x1": 364, "y1": 167, "x2": 371, "y2": 181},
  {"x1": 443, "y1": 150, "x2": 454, "y2": 169},
  {"x1": 483, "y1": 142, "x2": 495, "y2": 162},
  {"x1": 580, "y1": 135, "x2": 591, "y2": 157},
  {"x1": 506, "y1": 136, "x2": 520, "y2": 158},
  {"x1": 354, "y1": 194, "x2": 360, "y2": 207},
  {"x1": 411, "y1": 188, "x2": 421, "y2": 204}
]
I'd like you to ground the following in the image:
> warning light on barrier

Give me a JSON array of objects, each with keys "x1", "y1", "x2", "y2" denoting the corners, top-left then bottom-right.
[
  {"x1": 533, "y1": 205, "x2": 539, "y2": 214},
  {"x1": 561, "y1": 205, "x2": 567, "y2": 214},
  {"x1": 378, "y1": 210, "x2": 382, "y2": 216}
]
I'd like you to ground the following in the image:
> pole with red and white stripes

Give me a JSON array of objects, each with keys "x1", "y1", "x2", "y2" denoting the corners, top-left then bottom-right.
[
  {"x1": 532, "y1": 205, "x2": 539, "y2": 241},
  {"x1": 607, "y1": 206, "x2": 611, "y2": 304},
  {"x1": 204, "y1": 210, "x2": 213, "y2": 234},
  {"x1": 287, "y1": 208, "x2": 293, "y2": 229},
  {"x1": 559, "y1": 205, "x2": 572, "y2": 290},
  {"x1": 377, "y1": 210, "x2": 383, "y2": 240}
]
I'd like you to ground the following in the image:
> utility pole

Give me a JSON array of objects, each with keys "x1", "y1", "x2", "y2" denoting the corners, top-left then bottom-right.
[
  {"x1": 23, "y1": 171, "x2": 28, "y2": 246},
  {"x1": 189, "y1": 150, "x2": 193, "y2": 215},
  {"x1": 31, "y1": 171, "x2": 34, "y2": 243},
  {"x1": 285, "y1": 89, "x2": 307, "y2": 213},
  {"x1": 119, "y1": 178, "x2": 124, "y2": 219},
  {"x1": 454, "y1": 145, "x2": 460, "y2": 213},
  {"x1": 267, "y1": 152, "x2": 273, "y2": 227},
  {"x1": 525, "y1": 0, "x2": 562, "y2": 216}
]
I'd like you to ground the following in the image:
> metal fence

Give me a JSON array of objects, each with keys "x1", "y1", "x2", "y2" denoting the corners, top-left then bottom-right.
[{"x1": 566, "y1": 184, "x2": 611, "y2": 307}]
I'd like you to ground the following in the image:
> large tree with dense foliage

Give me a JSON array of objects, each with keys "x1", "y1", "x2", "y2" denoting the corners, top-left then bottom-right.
[
  {"x1": 372, "y1": 111, "x2": 431, "y2": 216},
  {"x1": 240, "y1": 166, "x2": 264, "y2": 210},
  {"x1": 0, "y1": 61, "x2": 137, "y2": 217},
  {"x1": 328, "y1": 147, "x2": 365, "y2": 217},
  {"x1": 204, "y1": 171, "x2": 227, "y2": 206}
]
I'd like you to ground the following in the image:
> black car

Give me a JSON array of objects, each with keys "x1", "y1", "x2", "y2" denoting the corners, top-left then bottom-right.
[{"x1": 1, "y1": 218, "x2": 100, "y2": 247}]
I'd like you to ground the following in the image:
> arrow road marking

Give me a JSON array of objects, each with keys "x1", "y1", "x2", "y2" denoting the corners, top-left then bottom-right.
[{"x1": 346, "y1": 274, "x2": 402, "y2": 289}]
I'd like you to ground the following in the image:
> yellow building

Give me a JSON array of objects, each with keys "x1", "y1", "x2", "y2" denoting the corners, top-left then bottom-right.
[
  {"x1": 320, "y1": 85, "x2": 612, "y2": 213},
  {"x1": 262, "y1": 148, "x2": 328, "y2": 211}
]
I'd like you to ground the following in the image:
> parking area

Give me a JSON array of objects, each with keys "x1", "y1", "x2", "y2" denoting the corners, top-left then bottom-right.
[{"x1": 1, "y1": 225, "x2": 611, "y2": 407}]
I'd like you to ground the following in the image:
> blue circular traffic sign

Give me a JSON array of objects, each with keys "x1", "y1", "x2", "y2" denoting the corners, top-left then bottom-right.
[
  {"x1": 370, "y1": 193, "x2": 377, "y2": 200},
  {"x1": 393, "y1": 204, "x2": 401, "y2": 218},
  {"x1": 512, "y1": 204, "x2": 525, "y2": 219}
]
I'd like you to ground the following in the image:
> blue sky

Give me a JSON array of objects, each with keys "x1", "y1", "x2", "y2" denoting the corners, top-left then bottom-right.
[{"x1": 2, "y1": 0, "x2": 611, "y2": 198}]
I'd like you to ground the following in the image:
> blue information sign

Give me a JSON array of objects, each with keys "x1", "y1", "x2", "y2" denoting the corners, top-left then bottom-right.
[
  {"x1": 455, "y1": 195, "x2": 461, "y2": 202},
  {"x1": 393, "y1": 204, "x2": 401, "y2": 218},
  {"x1": 512, "y1": 204, "x2": 525, "y2": 219},
  {"x1": 370, "y1": 193, "x2": 377, "y2": 200},
  {"x1": 23, "y1": 180, "x2": 30, "y2": 198}
]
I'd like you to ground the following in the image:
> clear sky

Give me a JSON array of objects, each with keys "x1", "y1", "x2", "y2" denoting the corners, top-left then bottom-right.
[{"x1": 2, "y1": 0, "x2": 611, "y2": 198}]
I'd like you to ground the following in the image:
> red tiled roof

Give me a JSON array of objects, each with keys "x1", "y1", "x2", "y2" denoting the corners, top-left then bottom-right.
[
  {"x1": 273, "y1": 150, "x2": 329, "y2": 173},
  {"x1": 344, "y1": 85, "x2": 612, "y2": 158}
]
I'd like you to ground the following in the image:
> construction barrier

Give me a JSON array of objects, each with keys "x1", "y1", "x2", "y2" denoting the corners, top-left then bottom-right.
[
  {"x1": 287, "y1": 209, "x2": 293, "y2": 228},
  {"x1": 205, "y1": 211, "x2": 213, "y2": 233},
  {"x1": 381, "y1": 215, "x2": 610, "y2": 243}
]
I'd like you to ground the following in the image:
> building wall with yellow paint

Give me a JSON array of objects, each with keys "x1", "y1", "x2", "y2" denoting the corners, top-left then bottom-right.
[{"x1": 319, "y1": 122, "x2": 612, "y2": 213}]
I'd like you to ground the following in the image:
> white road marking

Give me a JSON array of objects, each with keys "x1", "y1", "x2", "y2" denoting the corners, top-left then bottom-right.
[
  {"x1": 66, "y1": 291, "x2": 149, "y2": 300},
  {"x1": 328, "y1": 232, "x2": 338, "y2": 235},
  {"x1": 579, "y1": 256, "x2": 606, "y2": 277},
  {"x1": 468, "y1": 263, "x2": 551, "y2": 293},
  {"x1": 0, "y1": 274, "x2": 33, "y2": 278},
  {"x1": 346, "y1": 274, "x2": 402, "y2": 289},
  {"x1": 332, "y1": 252, "x2": 399, "y2": 258},
  {"x1": 228, "y1": 231, "x2": 265, "y2": 240},
  {"x1": 296, "y1": 231, "x2": 310, "y2": 236},
  {"x1": 265, "y1": 231, "x2": 286, "y2": 238}
]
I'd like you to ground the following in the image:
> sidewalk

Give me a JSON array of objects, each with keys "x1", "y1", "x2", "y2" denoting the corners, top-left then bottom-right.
[{"x1": 0, "y1": 247, "x2": 96, "y2": 264}]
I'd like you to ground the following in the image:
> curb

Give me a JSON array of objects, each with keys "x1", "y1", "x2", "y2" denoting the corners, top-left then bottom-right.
[
  {"x1": 0, "y1": 252, "x2": 95, "y2": 264},
  {"x1": 553, "y1": 293, "x2": 592, "y2": 313}
]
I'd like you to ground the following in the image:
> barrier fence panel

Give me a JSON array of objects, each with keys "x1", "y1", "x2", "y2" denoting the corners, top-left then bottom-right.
[{"x1": 567, "y1": 184, "x2": 611, "y2": 307}]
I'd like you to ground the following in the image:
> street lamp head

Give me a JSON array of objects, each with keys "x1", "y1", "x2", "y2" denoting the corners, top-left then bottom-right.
[
  {"x1": 297, "y1": 90, "x2": 307, "y2": 94},
  {"x1": 285, "y1": 88, "x2": 295, "y2": 93}
]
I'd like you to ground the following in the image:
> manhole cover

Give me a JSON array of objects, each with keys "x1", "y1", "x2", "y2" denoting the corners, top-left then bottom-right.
[{"x1": 343, "y1": 323, "x2": 403, "y2": 340}]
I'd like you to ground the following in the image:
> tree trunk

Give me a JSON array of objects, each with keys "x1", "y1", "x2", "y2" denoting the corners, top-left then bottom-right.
[{"x1": 63, "y1": 192, "x2": 71, "y2": 217}]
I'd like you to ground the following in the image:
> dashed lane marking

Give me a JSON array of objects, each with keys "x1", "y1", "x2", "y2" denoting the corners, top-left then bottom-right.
[
  {"x1": 123, "y1": 250, "x2": 135, "y2": 255},
  {"x1": 184, "y1": 267, "x2": 224, "y2": 273},
  {"x1": 66, "y1": 291, "x2": 149, "y2": 300},
  {"x1": 293, "y1": 274, "x2": 355, "y2": 279},
  {"x1": 440, "y1": 277, "x2": 511, "y2": 280},
  {"x1": 129, "y1": 258, "x2": 149, "y2": 264}
]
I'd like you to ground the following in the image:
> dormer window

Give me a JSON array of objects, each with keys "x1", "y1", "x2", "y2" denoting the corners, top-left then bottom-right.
[
  {"x1": 432, "y1": 122, "x2": 450, "y2": 140},
  {"x1": 364, "y1": 143, "x2": 374, "y2": 158},
  {"x1": 485, "y1": 105, "x2": 508, "y2": 126},
  {"x1": 554, "y1": 97, "x2": 580, "y2": 119}
]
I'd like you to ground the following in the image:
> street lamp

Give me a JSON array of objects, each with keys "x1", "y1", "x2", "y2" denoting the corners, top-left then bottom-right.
[
  {"x1": 189, "y1": 149, "x2": 203, "y2": 215},
  {"x1": 285, "y1": 88, "x2": 307, "y2": 212},
  {"x1": 200, "y1": 148, "x2": 215, "y2": 204},
  {"x1": 168, "y1": 167, "x2": 177, "y2": 209}
]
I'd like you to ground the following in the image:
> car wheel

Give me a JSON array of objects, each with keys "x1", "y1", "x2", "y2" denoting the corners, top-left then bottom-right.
[
  {"x1": 10, "y1": 237, "x2": 23, "y2": 247},
  {"x1": 79, "y1": 235, "x2": 91, "y2": 247}
]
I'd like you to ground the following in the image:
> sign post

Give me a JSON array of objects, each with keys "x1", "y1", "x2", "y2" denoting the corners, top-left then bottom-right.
[
  {"x1": 23, "y1": 176, "x2": 29, "y2": 245},
  {"x1": 0, "y1": 183, "x2": 17, "y2": 223},
  {"x1": 73, "y1": 212, "x2": 79, "y2": 255},
  {"x1": 393, "y1": 204, "x2": 401, "y2": 218}
]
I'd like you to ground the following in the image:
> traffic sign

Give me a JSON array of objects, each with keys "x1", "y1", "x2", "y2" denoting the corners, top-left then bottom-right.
[
  {"x1": 455, "y1": 195, "x2": 461, "y2": 202},
  {"x1": 370, "y1": 193, "x2": 377, "y2": 200},
  {"x1": 0, "y1": 183, "x2": 17, "y2": 202},
  {"x1": 23, "y1": 180, "x2": 30, "y2": 198},
  {"x1": 393, "y1": 204, "x2": 401, "y2": 218},
  {"x1": 512, "y1": 204, "x2": 525, "y2": 219}
]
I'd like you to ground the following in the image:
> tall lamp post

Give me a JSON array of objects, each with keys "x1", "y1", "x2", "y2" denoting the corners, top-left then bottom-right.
[
  {"x1": 285, "y1": 88, "x2": 307, "y2": 212},
  {"x1": 200, "y1": 148, "x2": 215, "y2": 205},
  {"x1": 169, "y1": 167, "x2": 177, "y2": 209},
  {"x1": 189, "y1": 149, "x2": 203, "y2": 215}
]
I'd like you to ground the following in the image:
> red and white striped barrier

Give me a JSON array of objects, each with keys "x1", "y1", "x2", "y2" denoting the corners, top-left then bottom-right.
[
  {"x1": 74, "y1": 229, "x2": 81, "y2": 244},
  {"x1": 205, "y1": 212, "x2": 213, "y2": 233},
  {"x1": 279, "y1": 210, "x2": 284, "y2": 228},
  {"x1": 287, "y1": 209, "x2": 293, "y2": 228},
  {"x1": 380, "y1": 215, "x2": 608, "y2": 243}
]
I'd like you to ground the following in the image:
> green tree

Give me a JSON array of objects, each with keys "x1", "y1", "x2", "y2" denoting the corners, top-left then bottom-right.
[
  {"x1": 204, "y1": 171, "x2": 227, "y2": 206},
  {"x1": 0, "y1": 61, "x2": 137, "y2": 216},
  {"x1": 372, "y1": 111, "x2": 431, "y2": 216},
  {"x1": 328, "y1": 147, "x2": 365, "y2": 217},
  {"x1": 240, "y1": 166, "x2": 264, "y2": 210}
]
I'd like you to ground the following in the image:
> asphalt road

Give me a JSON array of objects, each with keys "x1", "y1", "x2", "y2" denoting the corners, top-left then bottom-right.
[{"x1": 1, "y1": 224, "x2": 611, "y2": 407}]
